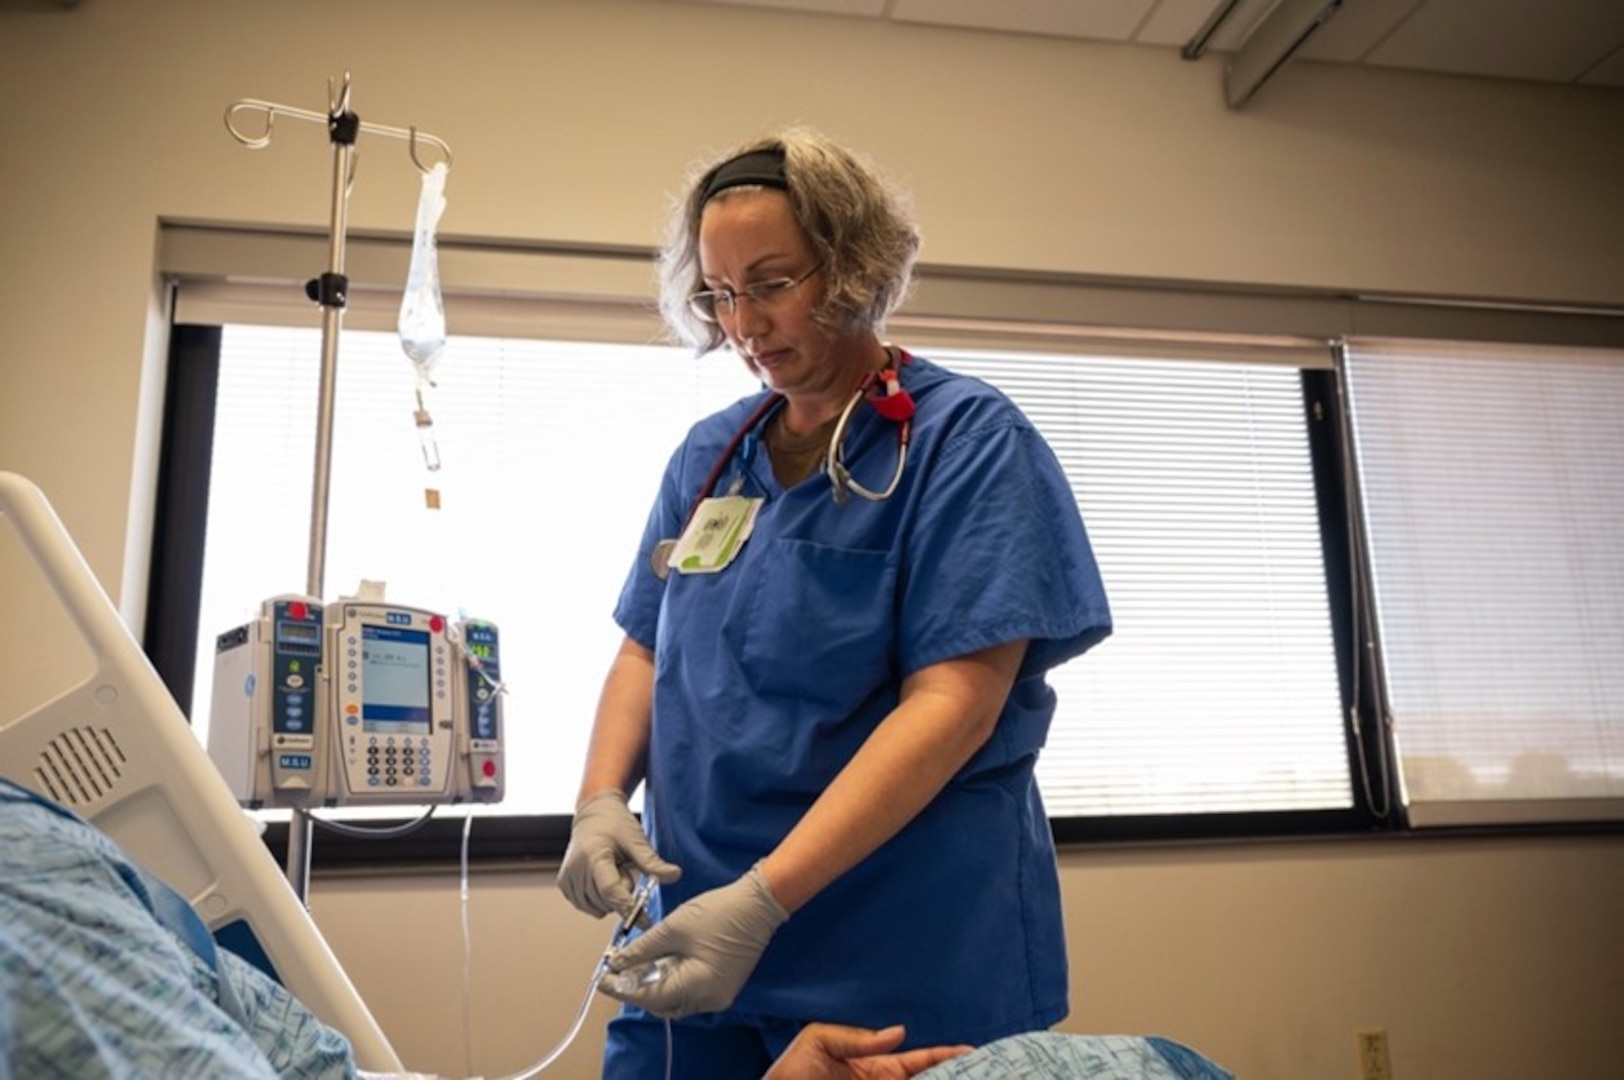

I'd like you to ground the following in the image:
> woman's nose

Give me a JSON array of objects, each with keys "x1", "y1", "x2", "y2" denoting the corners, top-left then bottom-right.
[{"x1": 727, "y1": 298, "x2": 771, "y2": 340}]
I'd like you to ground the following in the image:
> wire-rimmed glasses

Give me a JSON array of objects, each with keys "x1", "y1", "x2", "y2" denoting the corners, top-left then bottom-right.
[{"x1": 688, "y1": 264, "x2": 821, "y2": 323}]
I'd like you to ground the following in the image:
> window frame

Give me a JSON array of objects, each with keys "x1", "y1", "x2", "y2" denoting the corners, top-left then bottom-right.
[
  {"x1": 148, "y1": 328, "x2": 1389, "y2": 868},
  {"x1": 146, "y1": 225, "x2": 1624, "y2": 866},
  {"x1": 1339, "y1": 337, "x2": 1624, "y2": 829}
]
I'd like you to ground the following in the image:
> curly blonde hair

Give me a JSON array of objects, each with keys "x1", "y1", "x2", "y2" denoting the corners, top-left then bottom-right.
[{"x1": 658, "y1": 127, "x2": 922, "y2": 353}]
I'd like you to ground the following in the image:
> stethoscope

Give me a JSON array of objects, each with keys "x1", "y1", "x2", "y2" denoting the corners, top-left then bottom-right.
[{"x1": 650, "y1": 349, "x2": 915, "y2": 580}]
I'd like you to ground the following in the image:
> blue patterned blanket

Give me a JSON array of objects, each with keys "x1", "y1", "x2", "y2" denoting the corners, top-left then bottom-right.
[{"x1": 0, "y1": 778, "x2": 353, "y2": 1078}]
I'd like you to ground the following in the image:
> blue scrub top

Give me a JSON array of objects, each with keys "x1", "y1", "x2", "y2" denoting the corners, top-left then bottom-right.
[{"x1": 614, "y1": 354, "x2": 1111, "y2": 1047}]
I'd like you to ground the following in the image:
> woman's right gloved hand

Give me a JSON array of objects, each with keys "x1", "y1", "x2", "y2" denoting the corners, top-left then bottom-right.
[{"x1": 558, "y1": 789, "x2": 682, "y2": 921}]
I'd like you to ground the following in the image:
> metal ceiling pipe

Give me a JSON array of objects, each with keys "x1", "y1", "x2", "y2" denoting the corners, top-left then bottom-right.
[
  {"x1": 1182, "y1": 0, "x2": 1246, "y2": 61},
  {"x1": 1224, "y1": 0, "x2": 1346, "y2": 107}
]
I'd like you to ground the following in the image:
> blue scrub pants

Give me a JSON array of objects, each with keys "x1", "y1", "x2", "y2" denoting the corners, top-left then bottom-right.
[{"x1": 603, "y1": 1008, "x2": 803, "y2": 1080}]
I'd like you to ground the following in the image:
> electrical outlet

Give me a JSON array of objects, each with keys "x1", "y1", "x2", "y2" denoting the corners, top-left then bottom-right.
[{"x1": 1356, "y1": 1028, "x2": 1392, "y2": 1080}]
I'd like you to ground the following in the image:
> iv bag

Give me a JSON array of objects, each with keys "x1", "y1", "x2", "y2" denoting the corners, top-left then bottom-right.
[{"x1": 399, "y1": 162, "x2": 447, "y2": 377}]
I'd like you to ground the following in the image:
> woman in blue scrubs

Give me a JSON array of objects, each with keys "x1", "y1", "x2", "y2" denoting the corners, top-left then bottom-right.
[{"x1": 559, "y1": 128, "x2": 1112, "y2": 1079}]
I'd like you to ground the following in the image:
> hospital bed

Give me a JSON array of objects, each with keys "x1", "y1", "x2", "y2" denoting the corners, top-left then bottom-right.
[
  {"x1": 0, "y1": 470, "x2": 401, "y2": 1073},
  {"x1": 0, "y1": 469, "x2": 1234, "y2": 1078}
]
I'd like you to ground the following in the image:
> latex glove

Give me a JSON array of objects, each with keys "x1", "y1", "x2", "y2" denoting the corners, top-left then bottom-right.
[
  {"x1": 558, "y1": 790, "x2": 681, "y2": 921},
  {"x1": 600, "y1": 862, "x2": 788, "y2": 1018}
]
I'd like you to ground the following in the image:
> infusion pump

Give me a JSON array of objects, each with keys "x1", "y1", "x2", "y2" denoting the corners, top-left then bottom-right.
[{"x1": 208, "y1": 595, "x2": 505, "y2": 809}]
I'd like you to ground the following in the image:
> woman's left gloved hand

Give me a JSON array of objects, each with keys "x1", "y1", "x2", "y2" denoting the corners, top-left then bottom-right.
[{"x1": 599, "y1": 862, "x2": 789, "y2": 1019}]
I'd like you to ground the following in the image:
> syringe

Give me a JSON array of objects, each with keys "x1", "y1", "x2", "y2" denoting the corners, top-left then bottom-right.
[{"x1": 598, "y1": 875, "x2": 674, "y2": 995}]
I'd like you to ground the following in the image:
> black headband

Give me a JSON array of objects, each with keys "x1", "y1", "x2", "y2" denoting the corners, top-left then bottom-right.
[{"x1": 700, "y1": 148, "x2": 788, "y2": 204}]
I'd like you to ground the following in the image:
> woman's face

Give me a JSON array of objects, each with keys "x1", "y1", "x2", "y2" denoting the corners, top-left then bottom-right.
[{"x1": 697, "y1": 189, "x2": 860, "y2": 401}]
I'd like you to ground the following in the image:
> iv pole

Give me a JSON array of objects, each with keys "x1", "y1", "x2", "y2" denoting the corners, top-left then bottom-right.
[{"x1": 224, "y1": 74, "x2": 452, "y2": 903}]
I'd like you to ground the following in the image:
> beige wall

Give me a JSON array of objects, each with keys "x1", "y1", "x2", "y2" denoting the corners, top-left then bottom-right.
[
  {"x1": 309, "y1": 834, "x2": 1624, "y2": 1079},
  {"x1": 1, "y1": 1, "x2": 1621, "y2": 1078}
]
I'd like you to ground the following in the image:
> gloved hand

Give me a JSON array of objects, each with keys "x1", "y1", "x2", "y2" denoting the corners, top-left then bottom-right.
[
  {"x1": 558, "y1": 789, "x2": 681, "y2": 922},
  {"x1": 599, "y1": 862, "x2": 789, "y2": 1019}
]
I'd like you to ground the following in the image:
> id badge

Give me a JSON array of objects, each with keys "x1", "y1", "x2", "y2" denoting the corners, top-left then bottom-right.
[{"x1": 669, "y1": 496, "x2": 762, "y2": 575}]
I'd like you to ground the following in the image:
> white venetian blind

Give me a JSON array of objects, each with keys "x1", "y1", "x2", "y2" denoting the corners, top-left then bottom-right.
[
  {"x1": 936, "y1": 349, "x2": 1351, "y2": 815},
  {"x1": 191, "y1": 322, "x2": 1353, "y2": 819},
  {"x1": 1342, "y1": 337, "x2": 1624, "y2": 826},
  {"x1": 192, "y1": 326, "x2": 760, "y2": 817}
]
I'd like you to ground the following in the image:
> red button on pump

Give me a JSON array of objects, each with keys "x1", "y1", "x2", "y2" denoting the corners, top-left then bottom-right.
[
  {"x1": 482, "y1": 761, "x2": 497, "y2": 777},
  {"x1": 289, "y1": 601, "x2": 308, "y2": 620},
  {"x1": 429, "y1": 615, "x2": 444, "y2": 633}
]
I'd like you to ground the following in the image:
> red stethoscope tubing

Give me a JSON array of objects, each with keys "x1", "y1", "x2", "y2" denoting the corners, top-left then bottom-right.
[
  {"x1": 649, "y1": 391, "x2": 782, "y2": 580},
  {"x1": 660, "y1": 351, "x2": 914, "y2": 571},
  {"x1": 681, "y1": 390, "x2": 784, "y2": 534}
]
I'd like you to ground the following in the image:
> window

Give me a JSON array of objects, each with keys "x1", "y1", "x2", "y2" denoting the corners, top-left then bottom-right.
[
  {"x1": 163, "y1": 319, "x2": 1367, "y2": 843},
  {"x1": 934, "y1": 349, "x2": 1350, "y2": 816},
  {"x1": 150, "y1": 225, "x2": 1624, "y2": 855},
  {"x1": 1342, "y1": 337, "x2": 1624, "y2": 827},
  {"x1": 191, "y1": 327, "x2": 759, "y2": 817}
]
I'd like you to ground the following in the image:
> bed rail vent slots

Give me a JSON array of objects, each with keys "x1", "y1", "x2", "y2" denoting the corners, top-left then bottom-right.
[{"x1": 33, "y1": 726, "x2": 127, "y2": 808}]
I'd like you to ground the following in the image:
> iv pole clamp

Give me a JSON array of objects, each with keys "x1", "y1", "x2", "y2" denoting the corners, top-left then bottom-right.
[{"x1": 223, "y1": 73, "x2": 453, "y2": 905}]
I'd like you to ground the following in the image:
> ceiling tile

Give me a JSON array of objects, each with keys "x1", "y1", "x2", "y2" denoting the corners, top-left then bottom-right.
[
  {"x1": 1135, "y1": 0, "x2": 1240, "y2": 48},
  {"x1": 667, "y1": 0, "x2": 1624, "y2": 91},
  {"x1": 1363, "y1": 0, "x2": 1624, "y2": 83},
  {"x1": 1297, "y1": 0, "x2": 1426, "y2": 64},
  {"x1": 890, "y1": 0, "x2": 1159, "y2": 42},
  {"x1": 1199, "y1": 0, "x2": 1285, "y2": 53},
  {"x1": 676, "y1": 0, "x2": 889, "y2": 17}
]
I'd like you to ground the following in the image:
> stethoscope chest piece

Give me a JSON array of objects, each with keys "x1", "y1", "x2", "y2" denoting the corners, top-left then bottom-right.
[{"x1": 650, "y1": 538, "x2": 677, "y2": 581}]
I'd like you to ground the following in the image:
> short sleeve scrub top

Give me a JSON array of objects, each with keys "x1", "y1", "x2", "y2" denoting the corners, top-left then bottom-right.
[{"x1": 613, "y1": 353, "x2": 1112, "y2": 1048}]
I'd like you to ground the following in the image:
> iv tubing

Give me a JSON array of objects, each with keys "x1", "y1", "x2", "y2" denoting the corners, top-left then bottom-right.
[
  {"x1": 487, "y1": 874, "x2": 670, "y2": 1079},
  {"x1": 493, "y1": 946, "x2": 612, "y2": 1079},
  {"x1": 457, "y1": 813, "x2": 603, "y2": 1079}
]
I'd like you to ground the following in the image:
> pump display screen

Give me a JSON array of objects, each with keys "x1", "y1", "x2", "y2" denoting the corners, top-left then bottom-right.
[
  {"x1": 360, "y1": 624, "x2": 432, "y2": 733},
  {"x1": 276, "y1": 620, "x2": 322, "y2": 652},
  {"x1": 464, "y1": 623, "x2": 500, "y2": 741}
]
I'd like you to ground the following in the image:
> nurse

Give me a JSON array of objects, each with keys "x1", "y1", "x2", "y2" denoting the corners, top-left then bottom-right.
[{"x1": 559, "y1": 128, "x2": 1112, "y2": 1079}]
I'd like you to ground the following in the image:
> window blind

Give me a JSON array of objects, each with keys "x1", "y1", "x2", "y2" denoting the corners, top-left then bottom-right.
[
  {"x1": 193, "y1": 327, "x2": 759, "y2": 817},
  {"x1": 1342, "y1": 337, "x2": 1624, "y2": 826},
  {"x1": 189, "y1": 320, "x2": 1353, "y2": 820},
  {"x1": 937, "y1": 350, "x2": 1350, "y2": 814}
]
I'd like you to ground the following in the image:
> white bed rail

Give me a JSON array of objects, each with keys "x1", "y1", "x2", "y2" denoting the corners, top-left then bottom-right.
[{"x1": 0, "y1": 470, "x2": 402, "y2": 1073}]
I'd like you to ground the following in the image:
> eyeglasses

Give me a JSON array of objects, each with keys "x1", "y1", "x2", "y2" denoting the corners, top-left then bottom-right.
[{"x1": 688, "y1": 264, "x2": 821, "y2": 323}]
